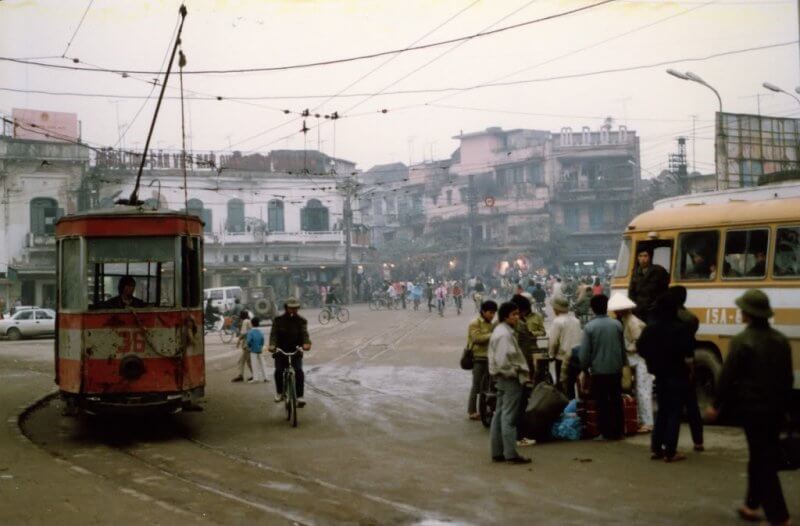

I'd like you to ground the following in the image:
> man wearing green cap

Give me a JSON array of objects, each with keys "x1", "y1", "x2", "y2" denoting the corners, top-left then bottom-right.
[
  {"x1": 269, "y1": 297, "x2": 312, "y2": 407},
  {"x1": 707, "y1": 289, "x2": 792, "y2": 525}
]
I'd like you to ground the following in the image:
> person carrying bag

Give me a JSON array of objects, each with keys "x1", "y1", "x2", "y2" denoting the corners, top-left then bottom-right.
[{"x1": 466, "y1": 300, "x2": 497, "y2": 421}]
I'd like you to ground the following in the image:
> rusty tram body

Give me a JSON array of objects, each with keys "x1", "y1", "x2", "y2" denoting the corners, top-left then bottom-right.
[{"x1": 55, "y1": 206, "x2": 205, "y2": 414}]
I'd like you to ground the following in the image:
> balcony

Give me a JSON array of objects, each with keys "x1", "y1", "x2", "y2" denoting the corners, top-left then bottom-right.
[
  {"x1": 25, "y1": 232, "x2": 56, "y2": 249},
  {"x1": 0, "y1": 138, "x2": 90, "y2": 162},
  {"x1": 205, "y1": 230, "x2": 348, "y2": 246}
]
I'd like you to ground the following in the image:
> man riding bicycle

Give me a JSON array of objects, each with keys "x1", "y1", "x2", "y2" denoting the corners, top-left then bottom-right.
[{"x1": 268, "y1": 297, "x2": 312, "y2": 407}]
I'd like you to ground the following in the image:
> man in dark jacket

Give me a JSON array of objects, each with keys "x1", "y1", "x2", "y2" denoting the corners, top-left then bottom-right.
[
  {"x1": 269, "y1": 297, "x2": 312, "y2": 407},
  {"x1": 668, "y1": 285, "x2": 704, "y2": 452},
  {"x1": 638, "y1": 294, "x2": 693, "y2": 462},
  {"x1": 707, "y1": 290, "x2": 792, "y2": 525},
  {"x1": 579, "y1": 294, "x2": 627, "y2": 440},
  {"x1": 629, "y1": 248, "x2": 670, "y2": 321}
]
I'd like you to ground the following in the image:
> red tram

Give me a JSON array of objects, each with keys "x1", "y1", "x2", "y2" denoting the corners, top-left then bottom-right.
[{"x1": 55, "y1": 206, "x2": 205, "y2": 414}]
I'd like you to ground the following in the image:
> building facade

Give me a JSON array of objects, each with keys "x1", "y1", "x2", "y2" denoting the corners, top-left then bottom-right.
[{"x1": 0, "y1": 134, "x2": 367, "y2": 309}]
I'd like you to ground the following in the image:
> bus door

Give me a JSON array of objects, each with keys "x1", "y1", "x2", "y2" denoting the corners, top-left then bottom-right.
[{"x1": 633, "y1": 239, "x2": 674, "y2": 279}]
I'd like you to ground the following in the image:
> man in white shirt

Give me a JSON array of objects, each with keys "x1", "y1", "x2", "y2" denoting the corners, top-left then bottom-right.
[
  {"x1": 548, "y1": 297, "x2": 583, "y2": 398},
  {"x1": 488, "y1": 302, "x2": 531, "y2": 465},
  {"x1": 551, "y1": 277, "x2": 564, "y2": 302}
]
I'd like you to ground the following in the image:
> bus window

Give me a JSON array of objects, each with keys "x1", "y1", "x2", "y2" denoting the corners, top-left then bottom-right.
[
  {"x1": 723, "y1": 229, "x2": 769, "y2": 279},
  {"x1": 613, "y1": 238, "x2": 631, "y2": 277},
  {"x1": 677, "y1": 231, "x2": 719, "y2": 280},
  {"x1": 634, "y1": 241, "x2": 673, "y2": 276},
  {"x1": 87, "y1": 237, "x2": 176, "y2": 309},
  {"x1": 774, "y1": 226, "x2": 800, "y2": 278}
]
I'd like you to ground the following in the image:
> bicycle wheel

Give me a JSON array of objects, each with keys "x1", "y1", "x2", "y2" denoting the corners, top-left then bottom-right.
[
  {"x1": 478, "y1": 373, "x2": 496, "y2": 429},
  {"x1": 284, "y1": 372, "x2": 293, "y2": 421},
  {"x1": 368, "y1": 300, "x2": 377, "y2": 311},
  {"x1": 318, "y1": 309, "x2": 331, "y2": 325},
  {"x1": 219, "y1": 328, "x2": 235, "y2": 344},
  {"x1": 336, "y1": 307, "x2": 349, "y2": 323},
  {"x1": 286, "y1": 374, "x2": 298, "y2": 427}
]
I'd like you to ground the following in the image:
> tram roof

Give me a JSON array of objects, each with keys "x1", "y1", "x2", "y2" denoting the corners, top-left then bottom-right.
[
  {"x1": 627, "y1": 196, "x2": 800, "y2": 233},
  {"x1": 56, "y1": 205, "x2": 203, "y2": 237}
]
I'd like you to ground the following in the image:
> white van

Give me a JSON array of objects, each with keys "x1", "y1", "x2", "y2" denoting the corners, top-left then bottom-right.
[{"x1": 203, "y1": 286, "x2": 243, "y2": 313}]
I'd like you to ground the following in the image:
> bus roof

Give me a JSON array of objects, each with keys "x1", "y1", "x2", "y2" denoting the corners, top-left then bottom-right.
[{"x1": 627, "y1": 196, "x2": 800, "y2": 232}]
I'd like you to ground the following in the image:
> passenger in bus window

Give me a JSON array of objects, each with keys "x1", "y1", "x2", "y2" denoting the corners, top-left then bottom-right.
[
  {"x1": 687, "y1": 251, "x2": 713, "y2": 279},
  {"x1": 774, "y1": 228, "x2": 799, "y2": 277},
  {"x1": 101, "y1": 276, "x2": 146, "y2": 309},
  {"x1": 745, "y1": 250, "x2": 767, "y2": 277}
]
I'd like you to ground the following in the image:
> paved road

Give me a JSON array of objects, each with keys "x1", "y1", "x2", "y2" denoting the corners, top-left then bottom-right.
[{"x1": 1, "y1": 305, "x2": 798, "y2": 525}]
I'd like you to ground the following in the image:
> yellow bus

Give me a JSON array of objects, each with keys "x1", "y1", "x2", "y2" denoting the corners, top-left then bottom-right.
[{"x1": 611, "y1": 184, "x2": 800, "y2": 409}]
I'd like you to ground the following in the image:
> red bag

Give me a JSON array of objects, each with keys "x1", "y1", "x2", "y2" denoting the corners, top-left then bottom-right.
[{"x1": 622, "y1": 394, "x2": 638, "y2": 436}]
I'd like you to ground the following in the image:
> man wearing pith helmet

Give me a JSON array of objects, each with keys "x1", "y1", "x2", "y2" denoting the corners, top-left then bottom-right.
[
  {"x1": 269, "y1": 297, "x2": 312, "y2": 407},
  {"x1": 707, "y1": 289, "x2": 792, "y2": 525}
]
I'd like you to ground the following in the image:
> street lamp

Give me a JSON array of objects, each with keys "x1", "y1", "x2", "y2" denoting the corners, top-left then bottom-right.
[
  {"x1": 762, "y1": 82, "x2": 800, "y2": 106},
  {"x1": 666, "y1": 69, "x2": 724, "y2": 190}
]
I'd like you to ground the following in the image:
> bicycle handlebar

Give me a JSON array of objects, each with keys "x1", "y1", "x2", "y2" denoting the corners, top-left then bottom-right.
[{"x1": 273, "y1": 346, "x2": 305, "y2": 356}]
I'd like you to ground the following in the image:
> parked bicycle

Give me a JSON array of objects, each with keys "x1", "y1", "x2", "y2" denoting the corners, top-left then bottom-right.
[
  {"x1": 273, "y1": 346, "x2": 304, "y2": 427},
  {"x1": 319, "y1": 304, "x2": 349, "y2": 324}
]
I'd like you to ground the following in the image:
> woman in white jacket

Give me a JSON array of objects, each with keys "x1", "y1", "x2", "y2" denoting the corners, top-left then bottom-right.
[{"x1": 608, "y1": 293, "x2": 653, "y2": 432}]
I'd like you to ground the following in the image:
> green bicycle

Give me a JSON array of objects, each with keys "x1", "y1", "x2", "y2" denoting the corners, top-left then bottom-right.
[{"x1": 274, "y1": 346, "x2": 304, "y2": 427}]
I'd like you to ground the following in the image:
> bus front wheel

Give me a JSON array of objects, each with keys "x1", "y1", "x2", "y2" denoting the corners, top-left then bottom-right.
[{"x1": 693, "y1": 348, "x2": 722, "y2": 414}]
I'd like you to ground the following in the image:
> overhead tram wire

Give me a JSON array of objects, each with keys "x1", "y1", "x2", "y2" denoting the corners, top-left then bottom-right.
[
  {"x1": 0, "y1": 0, "x2": 619, "y2": 76},
  {"x1": 423, "y1": 0, "x2": 719, "y2": 107},
  {"x1": 247, "y1": 0, "x2": 559, "y2": 181},
  {"x1": 306, "y1": 0, "x2": 482, "y2": 184},
  {"x1": 3, "y1": 41, "x2": 793, "y2": 104},
  {"x1": 343, "y1": 0, "x2": 546, "y2": 116},
  {"x1": 61, "y1": 0, "x2": 95, "y2": 58},
  {"x1": 309, "y1": 0, "x2": 482, "y2": 115}
]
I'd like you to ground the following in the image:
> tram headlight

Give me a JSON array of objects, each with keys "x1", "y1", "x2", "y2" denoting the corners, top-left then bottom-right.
[{"x1": 119, "y1": 355, "x2": 146, "y2": 381}]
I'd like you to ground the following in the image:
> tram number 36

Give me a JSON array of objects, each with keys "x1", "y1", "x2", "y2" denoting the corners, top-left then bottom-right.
[
  {"x1": 704, "y1": 308, "x2": 743, "y2": 325},
  {"x1": 117, "y1": 330, "x2": 147, "y2": 354}
]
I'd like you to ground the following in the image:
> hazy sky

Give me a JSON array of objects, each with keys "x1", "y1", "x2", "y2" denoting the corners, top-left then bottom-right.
[{"x1": 1, "y1": 0, "x2": 797, "y2": 176}]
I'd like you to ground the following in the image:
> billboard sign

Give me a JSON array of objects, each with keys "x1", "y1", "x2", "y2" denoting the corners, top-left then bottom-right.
[
  {"x1": 12, "y1": 108, "x2": 79, "y2": 143},
  {"x1": 719, "y1": 112, "x2": 800, "y2": 189}
]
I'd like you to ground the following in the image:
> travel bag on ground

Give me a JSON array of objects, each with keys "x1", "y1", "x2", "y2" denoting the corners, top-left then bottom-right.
[{"x1": 520, "y1": 381, "x2": 569, "y2": 440}]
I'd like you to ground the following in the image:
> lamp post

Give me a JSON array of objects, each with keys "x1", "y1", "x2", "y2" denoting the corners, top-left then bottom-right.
[
  {"x1": 666, "y1": 69, "x2": 724, "y2": 190},
  {"x1": 763, "y1": 82, "x2": 800, "y2": 106}
]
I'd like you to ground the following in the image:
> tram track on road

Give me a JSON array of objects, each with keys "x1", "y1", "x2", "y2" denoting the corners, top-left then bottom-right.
[
  {"x1": 19, "y1": 393, "x2": 441, "y2": 525},
  {"x1": 303, "y1": 311, "x2": 435, "y2": 401}
]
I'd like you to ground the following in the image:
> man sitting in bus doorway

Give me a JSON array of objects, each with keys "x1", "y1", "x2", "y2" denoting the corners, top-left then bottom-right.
[
  {"x1": 102, "y1": 275, "x2": 146, "y2": 309},
  {"x1": 268, "y1": 297, "x2": 312, "y2": 407},
  {"x1": 629, "y1": 248, "x2": 670, "y2": 321}
]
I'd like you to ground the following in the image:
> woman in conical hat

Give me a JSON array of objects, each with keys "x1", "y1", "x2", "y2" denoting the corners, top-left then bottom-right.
[{"x1": 608, "y1": 292, "x2": 653, "y2": 433}]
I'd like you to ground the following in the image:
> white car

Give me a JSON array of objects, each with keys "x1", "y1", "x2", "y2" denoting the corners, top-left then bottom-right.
[{"x1": 0, "y1": 308, "x2": 56, "y2": 340}]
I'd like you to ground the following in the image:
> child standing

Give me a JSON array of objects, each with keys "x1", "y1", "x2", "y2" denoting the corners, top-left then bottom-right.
[{"x1": 246, "y1": 317, "x2": 270, "y2": 383}]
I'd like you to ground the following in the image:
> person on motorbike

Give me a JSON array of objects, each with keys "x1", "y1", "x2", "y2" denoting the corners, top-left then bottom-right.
[{"x1": 205, "y1": 298, "x2": 220, "y2": 328}]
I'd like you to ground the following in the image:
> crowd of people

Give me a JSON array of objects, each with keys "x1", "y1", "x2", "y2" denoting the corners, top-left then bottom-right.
[{"x1": 464, "y1": 248, "x2": 793, "y2": 525}]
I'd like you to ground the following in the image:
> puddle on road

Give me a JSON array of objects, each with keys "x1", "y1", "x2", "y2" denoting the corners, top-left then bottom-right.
[{"x1": 258, "y1": 481, "x2": 307, "y2": 493}]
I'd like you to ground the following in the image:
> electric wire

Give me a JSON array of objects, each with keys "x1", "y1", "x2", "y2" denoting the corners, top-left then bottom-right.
[{"x1": 0, "y1": 0, "x2": 619, "y2": 76}]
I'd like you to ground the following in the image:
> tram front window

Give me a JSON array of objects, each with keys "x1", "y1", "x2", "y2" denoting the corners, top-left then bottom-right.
[{"x1": 87, "y1": 237, "x2": 176, "y2": 309}]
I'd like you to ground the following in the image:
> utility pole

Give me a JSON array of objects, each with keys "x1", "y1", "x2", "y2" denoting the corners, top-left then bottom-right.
[
  {"x1": 339, "y1": 175, "x2": 356, "y2": 305},
  {"x1": 465, "y1": 173, "x2": 476, "y2": 280},
  {"x1": 690, "y1": 114, "x2": 697, "y2": 173}
]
